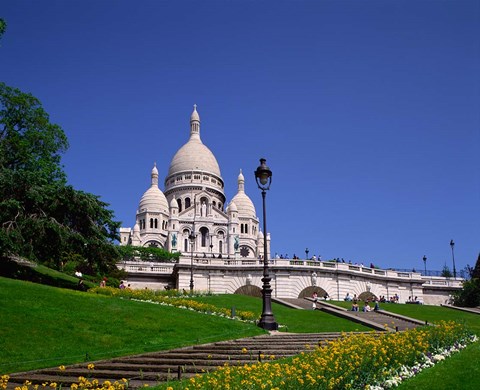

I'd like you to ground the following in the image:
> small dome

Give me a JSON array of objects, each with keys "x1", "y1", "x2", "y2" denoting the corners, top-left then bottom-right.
[
  {"x1": 138, "y1": 164, "x2": 169, "y2": 214},
  {"x1": 139, "y1": 186, "x2": 169, "y2": 214},
  {"x1": 133, "y1": 222, "x2": 140, "y2": 232},
  {"x1": 258, "y1": 231, "x2": 264, "y2": 238},
  {"x1": 170, "y1": 196, "x2": 178, "y2": 208},
  {"x1": 230, "y1": 169, "x2": 256, "y2": 218},
  {"x1": 227, "y1": 201, "x2": 238, "y2": 213}
]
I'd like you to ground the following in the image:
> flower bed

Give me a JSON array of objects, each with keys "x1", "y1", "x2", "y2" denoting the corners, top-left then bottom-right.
[
  {"x1": 89, "y1": 287, "x2": 257, "y2": 322},
  {"x1": 159, "y1": 321, "x2": 476, "y2": 389}
]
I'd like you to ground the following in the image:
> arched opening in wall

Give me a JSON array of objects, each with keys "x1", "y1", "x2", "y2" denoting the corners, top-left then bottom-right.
[
  {"x1": 241, "y1": 224, "x2": 244, "y2": 234},
  {"x1": 177, "y1": 198, "x2": 182, "y2": 212},
  {"x1": 199, "y1": 227, "x2": 209, "y2": 247},
  {"x1": 219, "y1": 240, "x2": 223, "y2": 254},
  {"x1": 145, "y1": 240, "x2": 162, "y2": 248},
  {"x1": 212, "y1": 201, "x2": 216, "y2": 208},
  {"x1": 185, "y1": 197, "x2": 191, "y2": 209},
  {"x1": 154, "y1": 219, "x2": 158, "y2": 229},
  {"x1": 183, "y1": 229, "x2": 190, "y2": 252},
  {"x1": 358, "y1": 292, "x2": 378, "y2": 302},
  {"x1": 298, "y1": 286, "x2": 328, "y2": 299},
  {"x1": 235, "y1": 285, "x2": 262, "y2": 298},
  {"x1": 149, "y1": 218, "x2": 153, "y2": 228},
  {"x1": 245, "y1": 224, "x2": 248, "y2": 234}
]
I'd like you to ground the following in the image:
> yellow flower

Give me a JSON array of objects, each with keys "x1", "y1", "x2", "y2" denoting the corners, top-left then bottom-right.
[
  {"x1": 241, "y1": 348, "x2": 248, "y2": 354},
  {"x1": 58, "y1": 366, "x2": 66, "y2": 371},
  {"x1": 87, "y1": 364, "x2": 95, "y2": 370}
]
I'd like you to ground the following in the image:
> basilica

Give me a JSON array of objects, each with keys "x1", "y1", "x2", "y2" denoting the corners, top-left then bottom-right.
[{"x1": 119, "y1": 106, "x2": 270, "y2": 259}]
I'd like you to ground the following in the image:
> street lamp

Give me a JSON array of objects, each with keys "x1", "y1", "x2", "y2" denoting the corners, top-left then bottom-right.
[
  {"x1": 450, "y1": 240, "x2": 456, "y2": 279},
  {"x1": 423, "y1": 255, "x2": 427, "y2": 277},
  {"x1": 254, "y1": 158, "x2": 278, "y2": 331},
  {"x1": 305, "y1": 248, "x2": 309, "y2": 260},
  {"x1": 189, "y1": 231, "x2": 196, "y2": 292}
]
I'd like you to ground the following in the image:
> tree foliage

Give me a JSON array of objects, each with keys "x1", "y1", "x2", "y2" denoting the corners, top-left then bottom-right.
[
  {"x1": 0, "y1": 18, "x2": 6, "y2": 40},
  {"x1": 118, "y1": 245, "x2": 180, "y2": 263},
  {"x1": 0, "y1": 82, "x2": 68, "y2": 181},
  {"x1": 440, "y1": 265, "x2": 453, "y2": 278},
  {"x1": 0, "y1": 82, "x2": 120, "y2": 274},
  {"x1": 454, "y1": 253, "x2": 480, "y2": 307}
]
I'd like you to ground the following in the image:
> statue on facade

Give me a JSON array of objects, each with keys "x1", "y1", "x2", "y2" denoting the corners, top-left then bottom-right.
[
  {"x1": 234, "y1": 236, "x2": 240, "y2": 251},
  {"x1": 171, "y1": 233, "x2": 177, "y2": 248},
  {"x1": 201, "y1": 201, "x2": 206, "y2": 216}
]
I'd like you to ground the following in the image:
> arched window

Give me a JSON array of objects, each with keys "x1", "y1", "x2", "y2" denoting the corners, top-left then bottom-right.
[
  {"x1": 185, "y1": 197, "x2": 191, "y2": 209},
  {"x1": 177, "y1": 198, "x2": 183, "y2": 212},
  {"x1": 154, "y1": 219, "x2": 158, "y2": 229},
  {"x1": 219, "y1": 240, "x2": 223, "y2": 254},
  {"x1": 245, "y1": 224, "x2": 248, "y2": 234},
  {"x1": 183, "y1": 229, "x2": 190, "y2": 252},
  {"x1": 212, "y1": 201, "x2": 216, "y2": 208},
  {"x1": 241, "y1": 224, "x2": 244, "y2": 234},
  {"x1": 200, "y1": 227, "x2": 209, "y2": 247}
]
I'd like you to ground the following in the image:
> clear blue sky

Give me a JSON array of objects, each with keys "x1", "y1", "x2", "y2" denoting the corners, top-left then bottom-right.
[{"x1": 2, "y1": 1, "x2": 479, "y2": 273}]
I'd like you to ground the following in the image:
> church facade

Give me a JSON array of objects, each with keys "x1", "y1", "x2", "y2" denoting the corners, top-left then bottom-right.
[{"x1": 119, "y1": 106, "x2": 270, "y2": 259}]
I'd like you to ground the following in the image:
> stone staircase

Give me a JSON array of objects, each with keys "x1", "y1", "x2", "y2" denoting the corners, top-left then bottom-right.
[{"x1": 6, "y1": 332, "x2": 351, "y2": 389}]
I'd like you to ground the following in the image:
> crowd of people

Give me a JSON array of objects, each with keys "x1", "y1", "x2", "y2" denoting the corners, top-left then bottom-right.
[{"x1": 274, "y1": 253, "x2": 381, "y2": 269}]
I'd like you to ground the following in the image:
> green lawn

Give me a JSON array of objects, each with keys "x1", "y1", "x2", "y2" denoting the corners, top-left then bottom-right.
[
  {"x1": 193, "y1": 294, "x2": 372, "y2": 333},
  {"x1": 0, "y1": 277, "x2": 265, "y2": 374},
  {"x1": 2, "y1": 276, "x2": 480, "y2": 390},
  {"x1": 397, "y1": 341, "x2": 480, "y2": 389},
  {"x1": 329, "y1": 300, "x2": 480, "y2": 335}
]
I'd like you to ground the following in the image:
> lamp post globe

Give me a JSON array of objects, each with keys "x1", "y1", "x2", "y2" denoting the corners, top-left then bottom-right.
[
  {"x1": 423, "y1": 255, "x2": 427, "y2": 276},
  {"x1": 450, "y1": 240, "x2": 456, "y2": 279},
  {"x1": 305, "y1": 248, "x2": 309, "y2": 260},
  {"x1": 254, "y1": 158, "x2": 278, "y2": 331}
]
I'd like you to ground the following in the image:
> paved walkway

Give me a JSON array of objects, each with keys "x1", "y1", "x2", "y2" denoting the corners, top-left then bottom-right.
[{"x1": 276, "y1": 298, "x2": 425, "y2": 331}]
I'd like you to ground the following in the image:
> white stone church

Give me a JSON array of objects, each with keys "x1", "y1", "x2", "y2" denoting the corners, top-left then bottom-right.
[{"x1": 119, "y1": 106, "x2": 270, "y2": 259}]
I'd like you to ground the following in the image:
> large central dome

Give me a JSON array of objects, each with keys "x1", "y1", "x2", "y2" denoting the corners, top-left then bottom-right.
[{"x1": 167, "y1": 105, "x2": 221, "y2": 177}]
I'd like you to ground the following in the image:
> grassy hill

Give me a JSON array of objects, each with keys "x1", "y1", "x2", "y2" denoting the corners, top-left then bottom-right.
[
  {"x1": 0, "y1": 277, "x2": 370, "y2": 375},
  {"x1": 0, "y1": 277, "x2": 265, "y2": 374},
  {"x1": 3, "y1": 276, "x2": 480, "y2": 389}
]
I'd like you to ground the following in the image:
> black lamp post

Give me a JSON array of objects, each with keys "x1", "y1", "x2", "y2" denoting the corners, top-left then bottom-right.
[
  {"x1": 450, "y1": 240, "x2": 456, "y2": 279},
  {"x1": 189, "y1": 231, "x2": 196, "y2": 292},
  {"x1": 255, "y1": 158, "x2": 278, "y2": 331},
  {"x1": 305, "y1": 248, "x2": 309, "y2": 260},
  {"x1": 423, "y1": 255, "x2": 427, "y2": 276}
]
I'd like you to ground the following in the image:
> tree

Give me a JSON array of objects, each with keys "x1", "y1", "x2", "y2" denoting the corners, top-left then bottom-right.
[
  {"x1": 0, "y1": 84, "x2": 120, "y2": 274},
  {"x1": 118, "y1": 245, "x2": 180, "y2": 263},
  {"x1": 441, "y1": 265, "x2": 452, "y2": 278},
  {"x1": 0, "y1": 82, "x2": 68, "y2": 181},
  {"x1": 454, "y1": 253, "x2": 480, "y2": 307},
  {"x1": 0, "y1": 18, "x2": 6, "y2": 40},
  {"x1": 472, "y1": 253, "x2": 480, "y2": 279}
]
